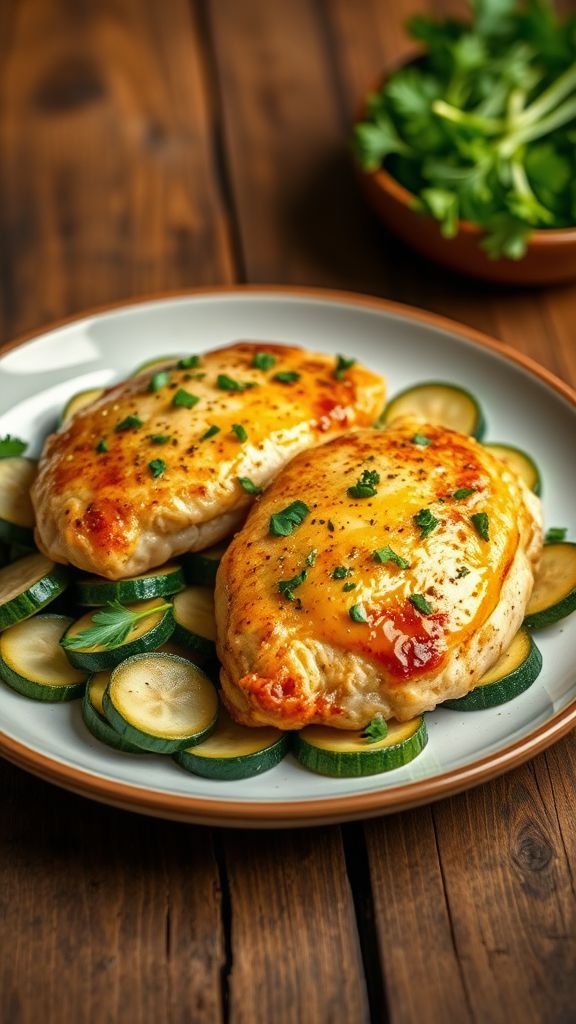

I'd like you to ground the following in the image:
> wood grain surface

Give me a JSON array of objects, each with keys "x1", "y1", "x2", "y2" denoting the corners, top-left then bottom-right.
[{"x1": 0, "y1": 1, "x2": 575, "y2": 1022}]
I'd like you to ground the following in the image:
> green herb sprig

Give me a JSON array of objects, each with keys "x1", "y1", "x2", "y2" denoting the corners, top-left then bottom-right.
[
  {"x1": 60, "y1": 600, "x2": 172, "y2": 652},
  {"x1": 362, "y1": 716, "x2": 388, "y2": 743},
  {"x1": 269, "y1": 500, "x2": 310, "y2": 536},
  {"x1": 0, "y1": 434, "x2": 27, "y2": 458}
]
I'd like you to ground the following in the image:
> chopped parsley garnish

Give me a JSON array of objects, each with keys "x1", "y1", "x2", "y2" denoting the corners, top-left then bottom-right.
[
  {"x1": 305, "y1": 549, "x2": 317, "y2": 567},
  {"x1": 471, "y1": 512, "x2": 490, "y2": 541},
  {"x1": 545, "y1": 527, "x2": 567, "y2": 544},
  {"x1": 0, "y1": 434, "x2": 27, "y2": 458},
  {"x1": 149, "y1": 434, "x2": 171, "y2": 445},
  {"x1": 269, "y1": 500, "x2": 310, "y2": 537},
  {"x1": 414, "y1": 507, "x2": 439, "y2": 539},
  {"x1": 273, "y1": 371, "x2": 300, "y2": 384},
  {"x1": 148, "y1": 459, "x2": 166, "y2": 478},
  {"x1": 172, "y1": 388, "x2": 200, "y2": 409},
  {"x1": 201, "y1": 425, "x2": 221, "y2": 441},
  {"x1": 362, "y1": 716, "x2": 388, "y2": 743},
  {"x1": 373, "y1": 546, "x2": 410, "y2": 569},
  {"x1": 333, "y1": 355, "x2": 356, "y2": 380},
  {"x1": 232, "y1": 423, "x2": 248, "y2": 442},
  {"x1": 148, "y1": 370, "x2": 170, "y2": 392},
  {"x1": 409, "y1": 593, "x2": 433, "y2": 615},
  {"x1": 252, "y1": 352, "x2": 277, "y2": 371},
  {"x1": 278, "y1": 569, "x2": 308, "y2": 602},
  {"x1": 456, "y1": 566, "x2": 470, "y2": 578},
  {"x1": 216, "y1": 374, "x2": 256, "y2": 392},
  {"x1": 237, "y1": 476, "x2": 262, "y2": 495},
  {"x1": 332, "y1": 566, "x2": 351, "y2": 580},
  {"x1": 343, "y1": 581, "x2": 356, "y2": 592},
  {"x1": 453, "y1": 487, "x2": 476, "y2": 500},
  {"x1": 177, "y1": 356, "x2": 200, "y2": 369},
  {"x1": 115, "y1": 415, "x2": 143, "y2": 432},
  {"x1": 411, "y1": 434, "x2": 433, "y2": 447},
  {"x1": 95, "y1": 439, "x2": 108, "y2": 454},
  {"x1": 349, "y1": 603, "x2": 368, "y2": 623},
  {"x1": 348, "y1": 469, "x2": 380, "y2": 499},
  {"x1": 61, "y1": 599, "x2": 172, "y2": 651}
]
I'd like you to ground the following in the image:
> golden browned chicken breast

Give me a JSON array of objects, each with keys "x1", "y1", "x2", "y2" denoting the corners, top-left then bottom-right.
[
  {"x1": 215, "y1": 417, "x2": 543, "y2": 728},
  {"x1": 32, "y1": 343, "x2": 385, "y2": 579}
]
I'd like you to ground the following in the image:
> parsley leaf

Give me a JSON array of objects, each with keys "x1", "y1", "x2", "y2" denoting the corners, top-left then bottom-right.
[
  {"x1": 269, "y1": 500, "x2": 310, "y2": 537},
  {"x1": 373, "y1": 546, "x2": 410, "y2": 569},
  {"x1": 343, "y1": 581, "x2": 356, "y2": 592},
  {"x1": 545, "y1": 526, "x2": 567, "y2": 544},
  {"x1": 172, "y1": 389, "x2": 200, "y2": 409},
  {"x1": 200, "y1": 425, "x2": 220, "y2": 441},
  {"x1": 414, "y1": 507, "x2": 439, "y2": 538},
  {"x1": 362, "y1": 716, "x2": 388, "y2": 743},
  {"x1": 148, "y1": 371, "x2": 170, "y2": 392},
  {"x1": 453, "y1": 487, "x2": 476, "y2": 500},
  {"x1": 232, "y1": 423, "x2": 248, "y2": 442},
  {"x1": 333, "y1": 355, "x2": 356, "y2": 380},
  {"x1": 95, "y1": 439, "x2": 108, "y2": 454},
  {"x1": 273, "y1": 371, "x2": 301, "y2": 384},
  {"x1": 456, "y1": 565, "x2": 471, "y2": 578},
  {"x1": 61, "y1": 600, "x2": 172, "y2": 652},
  {"x1": 305, "y1": 549, "x2": 317, "y2": 567},
  {"x1": 217, "y1": 374, "x2": 256, "y2": 392},
  {"x1": 237, "y1": 476, "x2": 262, "y2": 495},
  {"x1": 148, "y1": 459, "x2": 166, "y2": 478},
  {"x1": 348, "y1": 469, "x2": 380, "y2": 499},
  {"x1": 115, "y1": 415, "x2": 143, "y2": 432},
  {"x1": 177, "y1": 356, "x2": 200, "y2": 369},
  {"x1": 409, "y1": 593, "x2": 433, "y2": 615},
  {"x1": 0, "y1": 435, "x2": 27, "y2": 458},
  {"x1": 252, "y1": 352, "x2": 277, "y2": 371},
  {"x1": 471, "y1": 511, "x2": 490, "y2": 541},
  {"x1": 278, "y1": 569, "x2": 308, "y2": 602},
  {"x1": 349, "y1": 603, "x2": 368, "y2": 623},
  {"x1": 149, "y1": 434, "x2": 171, "y2": 445},
  {"x1": 411, "y1": 434, "x2": 433, "y2": 447},
  {"x1": 332, "y1": 566, "x2": 351, "y2": 580}
]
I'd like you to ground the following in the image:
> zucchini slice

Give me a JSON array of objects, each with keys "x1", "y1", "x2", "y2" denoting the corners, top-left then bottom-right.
[
  {"x1": 174, "y1": 708, "x2": 289, "y2": 780},
  {"x1": 131, "y1": 355, "x2": 181, "y2": 377},
  {"x1": 60, "y1": 387, "x2": 104, "y2": 426},
  {"x1": 293, "y1": 717, "x2": 427, "y2": 777},
  {"x1": 82, "y1": 672, "x2": 144, "y2": 752},
  {"x1": 0, "y1": 614, "x2": 88, "y2": 701},
  {"x1": 0, "y1": 457, "x2": 37, "y2": 545},
  {"x1": 0, "y1": 554, "x2": 70, "y2": 630},
  {"x1": 382, "y1": 382, "x2": 485, "y2": 439},
  {"x1": 183, "y1": 543, "x2": 228, "y2": 587},
  {"x1": 172, "y1": 586, "x2": 216, "y2": 655},
  {"x1": 484, "y1": 443, "x2": 541, "y2": 495},
  {"x1": 61, "y1": 597, "x2": 175, "y2": 671},
  {"x1": 103, "y1": 653, "x2": 218, "y2": 753},
  {"x1": 75, "y1": 563, "x2": 185, "y2": 606},
  {"x1": 524, "y1": 542, "x2": 576, "y2": 629},
  {"x1": 442, "y1": 629, "x2": 542, "y2": 710}
]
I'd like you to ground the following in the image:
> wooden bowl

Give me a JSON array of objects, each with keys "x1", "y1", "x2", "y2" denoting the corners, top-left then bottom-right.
[{"x1": 356, "y1": 81, "x2": 576, "y2": 286}]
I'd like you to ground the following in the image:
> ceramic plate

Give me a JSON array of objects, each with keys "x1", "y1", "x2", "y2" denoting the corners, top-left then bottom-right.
[{"x1": 1, "y1": 287, "x2": 575, "y2": 828}]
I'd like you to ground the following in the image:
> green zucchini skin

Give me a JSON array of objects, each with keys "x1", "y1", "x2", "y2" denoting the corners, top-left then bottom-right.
[
  {"x1": 75, "y1": 565, "x2": 185, "y2": 606},
  {"x1": 381, "y1": 381, "x2": 486, "y2": 440},
  {"x1": 61, "y1": 606, "x2": 175, "y2": 671},
  {"x1": 524, "y1": 595, "x2": 576, "y2": 629},
  {"x1": 0, "y1": 520, "x2": 34, "y2": 547},
  {"x1": 293, "y1": 718, "x2": 428, "y2": 778},
  {"x1": 0, "y1": 558, "x2": 70, "y2": 631},
  {"x1": 171, "y1": 622, "x2": 216, "y2": 657},
  {"x1": 102, "y1": 687, "x2": 216, "y2": 755},
  {"x1": 442, "y1": 636, "x2": 543, "y2": 711},
  {"x1": 183, "y1": 550, "x2": 222, "y2": 587},
  {"x1": 82, "y1": 681, "x2": 144, "y2": 753},
  {"x1": 483, "y1": 443, "x2": 542, "y2": 496},
  {"x1": 173, "y1": 733, "x2": 289, "y2": 780},
  {"x1": 0, "y1": 614, "x2": 88, "y2": 702},
  {"x1": 523, "y1": 542, "x2": 576, "y2": 629}
]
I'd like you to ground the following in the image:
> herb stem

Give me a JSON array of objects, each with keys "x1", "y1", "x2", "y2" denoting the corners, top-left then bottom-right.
[
  {"x1": 514, "y1": 63, "x2": 576, "y2": 128},
  {"x1": 501, "y1": 95, "x2": 576, "y2": 156},
  {"x1": 432, "y1": 99, "x2": 505, "y2": 135}
]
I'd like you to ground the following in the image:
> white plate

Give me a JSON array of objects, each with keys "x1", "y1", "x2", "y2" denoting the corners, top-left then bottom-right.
[{"x1": 1, "y1": 287, "x2": 575, "y2": 828}]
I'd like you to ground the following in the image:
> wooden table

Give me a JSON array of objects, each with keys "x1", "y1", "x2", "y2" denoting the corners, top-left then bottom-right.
[{"x1": 1, "y1": 2, "x2": 575, "y2": 1021}]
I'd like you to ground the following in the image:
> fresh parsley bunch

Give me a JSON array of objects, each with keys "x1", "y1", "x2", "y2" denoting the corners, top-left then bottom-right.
[{"x1": 353, "y1": 0, "x2": 576, "y2": 259}]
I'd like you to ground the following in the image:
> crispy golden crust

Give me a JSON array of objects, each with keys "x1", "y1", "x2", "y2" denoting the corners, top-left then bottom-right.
[
  {"x1": 32, "y1": 343, "x2": 385, "y2": 579},
  {"x1": 215, "y1": 418, "x2": 543, "y2": 728}
]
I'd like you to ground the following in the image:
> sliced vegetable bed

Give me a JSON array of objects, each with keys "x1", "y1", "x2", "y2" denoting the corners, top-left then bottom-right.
[
  {"x1": 0, "y1": 376, "x2": 570, "y2": 782},
  {"x1": 442, "y1": 629, "x2": 542, "y2": 711}
]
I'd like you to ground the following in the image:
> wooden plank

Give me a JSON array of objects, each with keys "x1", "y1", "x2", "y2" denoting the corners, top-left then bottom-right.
[
  {"x1": 223, "y1": 828, "x2": 369, "y2": 1024},
  {"x1": 0, "y1": 0, "x2": 234, "y2": 346},
  {"x1": 0, "y1": 765, "x2": 224, "y2": 1024}
]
